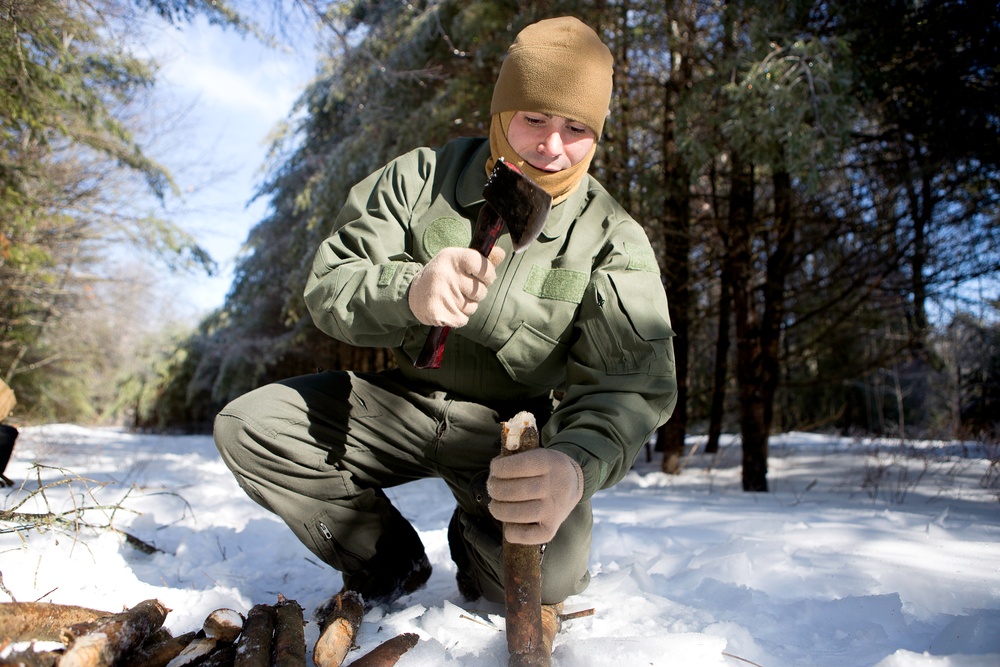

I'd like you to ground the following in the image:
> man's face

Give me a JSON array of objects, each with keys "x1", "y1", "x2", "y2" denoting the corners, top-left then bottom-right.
[{"x1": 506, "y1": 111, "x2": 596, "y2": 172}]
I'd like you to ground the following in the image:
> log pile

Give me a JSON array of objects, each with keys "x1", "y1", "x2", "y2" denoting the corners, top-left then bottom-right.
[{"x1": 0, "y1": 595, "x2": 417, "y2": 667}]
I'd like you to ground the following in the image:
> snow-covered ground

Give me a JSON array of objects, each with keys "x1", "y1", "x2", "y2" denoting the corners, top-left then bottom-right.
[{"x1": 2, "y1": 424, "x2": 998, "y2": 666}]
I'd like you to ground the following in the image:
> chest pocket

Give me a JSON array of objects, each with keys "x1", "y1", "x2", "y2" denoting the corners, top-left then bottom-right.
[{"x1": 496, "y1": 322, "x2": 569, "y2": 389}]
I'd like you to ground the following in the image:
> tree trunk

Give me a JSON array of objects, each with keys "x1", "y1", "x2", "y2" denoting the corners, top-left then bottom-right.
[
  {"x1": 658, "y1": 3, "x2": 695, "y2": 475},
  {"x1": 762, "y1": 169, "x2": 795, "y2": 432},
  {"x1": 706, "y1": 266, "x2": 732, "y2": 455},
  {"x1": 727, "y1": 154, "x2": 770, "y2": 492},
  {"x1": 501, "y1": 411, "x2": 547, "y2": 667}
]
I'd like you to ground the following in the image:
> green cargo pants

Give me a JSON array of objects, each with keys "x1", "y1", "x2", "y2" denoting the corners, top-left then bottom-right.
[{"x1": 213, "y1": 369, "x2": 592, "y2": 605}]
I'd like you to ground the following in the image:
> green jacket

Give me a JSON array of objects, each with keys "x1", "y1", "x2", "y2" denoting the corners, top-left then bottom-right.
[{"x1": 305, "y1": 138, "x2": 677, "y2": 500}]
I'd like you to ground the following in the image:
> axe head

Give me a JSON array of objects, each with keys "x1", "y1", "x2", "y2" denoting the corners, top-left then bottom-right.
[{"x1": 483, "y1": 158, "x2": 552, "y2": 253}]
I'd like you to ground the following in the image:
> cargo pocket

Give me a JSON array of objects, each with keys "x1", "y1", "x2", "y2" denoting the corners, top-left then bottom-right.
[
  {"x1": 304, "y1": 509, "x2": 370, "y2": 572},
  {"x1": 585, "y1": 272, "x2": 675, "y2": 376}
]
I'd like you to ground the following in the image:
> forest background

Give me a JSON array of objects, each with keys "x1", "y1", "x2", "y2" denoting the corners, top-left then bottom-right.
[{"x1": 2, "y1": 0, "x2": 998, "y2": 493}]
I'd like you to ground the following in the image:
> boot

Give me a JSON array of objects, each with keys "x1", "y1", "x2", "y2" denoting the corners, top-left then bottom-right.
[
  {"x1": 339, "y1": 508, "x2": 432, "y2": 610},
  {"x1": 448, "y1": 507, "x2": 483, "y2": 601},
  {"x1": 341, "y1": 552, "x2": 432, "y2": 610}
]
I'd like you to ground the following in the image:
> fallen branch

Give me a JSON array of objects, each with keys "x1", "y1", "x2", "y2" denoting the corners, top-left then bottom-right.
[
  {"x1": 312, "y1": 591, "x2": 365, "y2": 667},
  {"x1": 722, "y1": 651, "x2": 766, "y2": 667},
  {"x1": 558, "y1": 608, "x2": 595, "y2": 623},
  {"x1": 345, "y1": 632, "x2": 419, "y2": 667},
  {"x1": 0, "y1": 465, "x2": 146, "y2": 553}
]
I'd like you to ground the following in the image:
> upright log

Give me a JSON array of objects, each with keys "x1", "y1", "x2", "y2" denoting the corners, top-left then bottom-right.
[{"x1": 500, "y1": 411, "x2": 548, "y2": 667}]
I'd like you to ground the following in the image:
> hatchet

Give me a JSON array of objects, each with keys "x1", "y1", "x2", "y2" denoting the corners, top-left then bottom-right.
[{"x1": 413, "y1": 158, "x2": 552, "y2": 370}]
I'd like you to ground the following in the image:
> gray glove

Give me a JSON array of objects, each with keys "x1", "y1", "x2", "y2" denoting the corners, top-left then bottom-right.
[
  {"x1": 408, "y1": 246, "x2": 505, "y2": 327},
  {"x1": 487, "y1": 448, "x2": 584, "y2": 545}
]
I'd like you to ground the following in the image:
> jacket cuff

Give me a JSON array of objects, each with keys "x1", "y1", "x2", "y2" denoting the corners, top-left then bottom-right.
[{"x1": 546, "y1": 443, "x2": 601, "y2": 502}]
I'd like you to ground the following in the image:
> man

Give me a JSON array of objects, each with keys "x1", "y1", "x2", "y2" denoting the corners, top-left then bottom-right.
[
  {"x1": 0, "y1": 379, "x2": 18, "y2": 487},
  {"x1": 214, "y1": 14, "x2": 676, "y2": 637}
]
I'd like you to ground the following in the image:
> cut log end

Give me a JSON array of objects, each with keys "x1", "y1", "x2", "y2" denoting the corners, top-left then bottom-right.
[
  {"x1": 203, "y1": 608, "x2": 244, "y2": 642},
  {"x1": 312, "y1": 592, "x2": 366, "y2": 667},
  {"x1": 501, "y1": 411, "x2": 539, "y2": 455}
]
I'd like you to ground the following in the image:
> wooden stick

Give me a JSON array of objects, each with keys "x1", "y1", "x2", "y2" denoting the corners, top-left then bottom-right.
[
  {"x1": 272, "y1": 594, "x2": 307, "y2": 667},
  {"x1": 119, "y1": 630, "x2": 197, "y2": 667},
  {"x1": 0, "y1": 601, "x2": 111, "y2": 643},
  {"x1": 312, "y1": 591, "x2": 365, "y2": 667},
  {"x1": 500, "y1": 411, "x2": 548, "y2": 667},
  {"x1": 59, "y1": 599, "x2": 170, "y2": 667},
  {"x1": 0, "y1": 644, "x2": 61, "y2": 667},
  {"x1": 198, "y1": 640, "x2": 238, "y2": 667},
  {"x1": 345, "y1": 632, "x2": 418, "y2": 667},
  {"x1": 162, "y1": 637, "x2": 217, "y2": 666},
  {"x1": 558, "y1": 608, "x2": 595, "y2": 623},
  {"x1": 233, "y1": 603, "x2": 275, "y2": 667}
]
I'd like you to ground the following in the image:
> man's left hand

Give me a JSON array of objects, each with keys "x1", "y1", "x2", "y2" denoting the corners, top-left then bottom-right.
[{"x1": 487, "y1": 448, "x2": 584, "y2": 545}]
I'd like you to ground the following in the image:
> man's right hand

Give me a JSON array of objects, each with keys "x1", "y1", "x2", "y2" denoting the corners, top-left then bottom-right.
[{"x1": 408, "y1": 246, "x2": 505, "y2": 328}]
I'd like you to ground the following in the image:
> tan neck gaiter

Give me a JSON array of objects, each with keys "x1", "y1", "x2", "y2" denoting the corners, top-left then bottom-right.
[{"x1": 487, "y1": 112, "x2": 596, "y2": 205}]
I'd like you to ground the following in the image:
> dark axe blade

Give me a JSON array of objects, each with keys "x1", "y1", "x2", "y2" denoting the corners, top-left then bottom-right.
[
  {"x1": 483, "y1": 158, "x2": 552, "y2": 252},
  {"x1": 413, "y1": 159, "x2": 552, "y2": 369}
]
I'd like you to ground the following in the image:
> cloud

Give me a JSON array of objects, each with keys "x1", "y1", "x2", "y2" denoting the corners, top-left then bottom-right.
[
  {"x1": 146, "y1": 16, "x2": 313, "y2": 129},
  {"x1": 134, "y1": 15, "x2": 317, "y2": 315}
]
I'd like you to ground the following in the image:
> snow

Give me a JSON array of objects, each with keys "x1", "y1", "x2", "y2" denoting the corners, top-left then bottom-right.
[{"x1": 2, "y1": 424, "x2": 999, "y2": 666}]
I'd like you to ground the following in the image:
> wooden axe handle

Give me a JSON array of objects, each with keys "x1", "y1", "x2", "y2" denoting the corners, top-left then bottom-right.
[{"x1": 413, "y1": 203, "x2": 504, "y2": 369}]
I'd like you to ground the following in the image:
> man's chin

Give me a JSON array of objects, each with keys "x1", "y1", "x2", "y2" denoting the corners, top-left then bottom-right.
[{"x1": 529, "y1": 161, "x2": 563, "y2": 173}]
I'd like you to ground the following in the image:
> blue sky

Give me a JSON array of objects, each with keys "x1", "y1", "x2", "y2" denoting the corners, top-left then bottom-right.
[{"x1": 140, "y1": 13, "x2": 316, "y2": 321}]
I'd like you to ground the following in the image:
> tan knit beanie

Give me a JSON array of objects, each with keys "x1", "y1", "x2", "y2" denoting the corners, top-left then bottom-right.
[
  {"x1": 491, "y1": 16, "x2": 614, "y2": 139},
  {"x1": 488, "y1": 17, "x2": 614, "y2": 203}
]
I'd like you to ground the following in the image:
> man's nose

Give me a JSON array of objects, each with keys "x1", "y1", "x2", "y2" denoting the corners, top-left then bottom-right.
[{"x1": 538, "y1": 131, "x2": 563, "y2": 155}]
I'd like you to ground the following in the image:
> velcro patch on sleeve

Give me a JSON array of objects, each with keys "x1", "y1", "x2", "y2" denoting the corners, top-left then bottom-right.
[
  {"x1": 625, "y1": 242, "x2": 659, "y2": 273},
  {"x1": 377, "y1": 263, "x2": 398, "y2": 287}
]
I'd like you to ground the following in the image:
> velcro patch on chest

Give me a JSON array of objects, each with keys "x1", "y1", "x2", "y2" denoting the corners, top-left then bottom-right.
[{"x1": 523, "y1": 265, "x2": 588, "y2": 303}]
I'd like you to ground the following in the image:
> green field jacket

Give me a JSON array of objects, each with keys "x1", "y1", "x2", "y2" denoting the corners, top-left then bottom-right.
[{"x1": 304, "y1": 138, "x2": 677, "y2": 500}]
